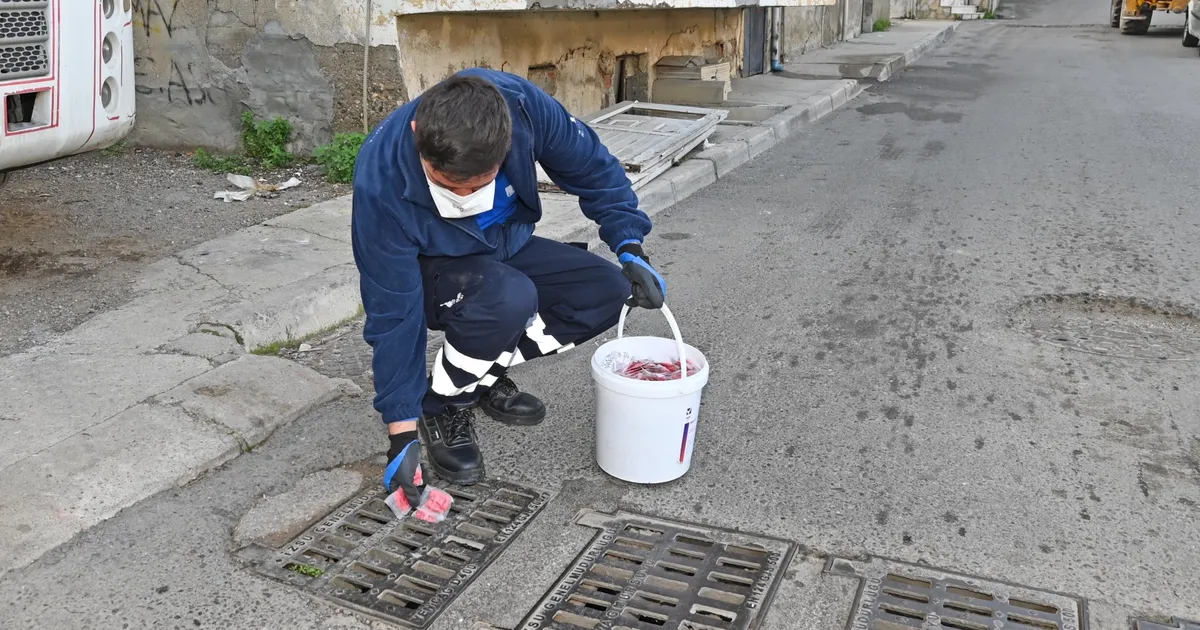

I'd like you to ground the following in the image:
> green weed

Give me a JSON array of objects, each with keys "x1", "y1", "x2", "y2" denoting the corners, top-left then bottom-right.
[
  {"x1": 983, "y1": 9, "x2": 998, "y2": 18},
  {"x1": 314, "y1": 133, "x2": 366, "y2": 184},
  {"x1": 100, "y1": 141, "x2": 125, "y2": 157},
  {"x1": 283, "y1": 563, "x2": 325, "y2": 578},
  {"x1": 191, "y1": 147, "x2": 251, "y2": 175},
  {"x1": 190, "y1": 111, "x2": 293, "y2": 174},
  {"x1": 241, "y1": 111, "x2": 294, "y2": 169},
  {"x1": 249, "y1": 307, "x2": 365, "y2": 356},
  {"x1": 873, "y1": 18, "x2": 892, "y2": 31}
]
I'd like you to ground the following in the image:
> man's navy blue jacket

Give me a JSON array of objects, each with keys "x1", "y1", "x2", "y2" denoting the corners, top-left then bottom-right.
[{"x1": 351, "y1": 68, "x2": 653, "y2": 423}]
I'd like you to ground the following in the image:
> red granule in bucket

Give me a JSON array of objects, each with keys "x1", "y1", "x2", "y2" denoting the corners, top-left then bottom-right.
[{"x1": 617, "y1": 359, "x2": 701, "y2": 381}]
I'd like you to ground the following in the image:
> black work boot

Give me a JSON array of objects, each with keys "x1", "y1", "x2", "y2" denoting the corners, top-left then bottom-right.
[
  {"x1": 418, "y1": 407, "x2": 485, "y2": 485},
  {"x1": 479, "y1": 375, "x2": 546, "y2": 426}
]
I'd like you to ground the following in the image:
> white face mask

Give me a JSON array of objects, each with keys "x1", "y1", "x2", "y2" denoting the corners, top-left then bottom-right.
[{"x1": 427, "y1": 176, "x2": 496, "y2": 219}]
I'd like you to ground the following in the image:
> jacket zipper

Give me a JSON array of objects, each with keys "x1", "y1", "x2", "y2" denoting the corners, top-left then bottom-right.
[{"x1": 444, "y1": 215, "x2": 493, "y2": 248}]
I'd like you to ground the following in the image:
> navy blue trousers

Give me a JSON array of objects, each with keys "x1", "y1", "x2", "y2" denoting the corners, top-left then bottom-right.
[{"x1": 418, "y1": 236, "x2": 630, "y2": 416}]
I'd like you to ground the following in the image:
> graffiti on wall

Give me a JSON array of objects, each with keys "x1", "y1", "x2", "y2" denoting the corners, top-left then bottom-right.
[{"x1": 131, "y1": 0, "x2": 214, "y2": 106}]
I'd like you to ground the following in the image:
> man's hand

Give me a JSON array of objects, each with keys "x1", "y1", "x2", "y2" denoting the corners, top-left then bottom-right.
[
  {"x1": 384, "y1": 429, "x2": 424, "y2": 514},
  {"x1": 617, "y1": 242, "x2": 666, "y2": 310}
]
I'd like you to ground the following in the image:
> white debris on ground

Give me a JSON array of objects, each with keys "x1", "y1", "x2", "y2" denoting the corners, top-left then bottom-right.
[{"x1": 215, "y1": 173, "x2": 302, "y2": 202}]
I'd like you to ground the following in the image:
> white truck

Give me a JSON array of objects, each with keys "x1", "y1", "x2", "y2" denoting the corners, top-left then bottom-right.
[
  {"x1": 1184, "y1": 0, "x2": 1200, "y2": 49},
  {"x1": 0, "y1": 0, "x2": 135, "y2": 189}
]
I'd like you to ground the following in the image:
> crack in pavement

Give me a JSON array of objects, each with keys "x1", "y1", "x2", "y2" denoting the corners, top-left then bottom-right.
[
  {"x1": 171, "y1": 254, "x2": 241, "y2": 296},
  {"x1": 259, "y1": 221, "x2": 347, "y2": 245}
]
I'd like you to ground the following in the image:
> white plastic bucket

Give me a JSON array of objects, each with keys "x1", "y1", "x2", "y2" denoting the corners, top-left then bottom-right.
[{"x1": 590, "y1": 304, "x2": 710, "y2": 484}]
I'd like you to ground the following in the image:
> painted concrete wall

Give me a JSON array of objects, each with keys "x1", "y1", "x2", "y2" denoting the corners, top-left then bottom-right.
[
  {"x1": 844, "y1": 0, "x2": 864, "y2": 39},
  {"x1": 393, "y1": 9, "x2": 742, "y2": 117},
  {"x1": 909, "y1": 0, "x2": 994, "y2": 19},
  {"x1": 865, "y1": 0, "x2": 890, "y2": 29},
  {"x1": 128, "y1": 1, "x2": 843, "y2": 152},
  {"x1": 891, "y1": 0, "x2": 916, "y2": 19},
  {"x1": 782, "y1": 3, "x2": 843, "y2": 57},
  {"x1": 130, "y1": 0, "x2": 404, "y2": 152}
]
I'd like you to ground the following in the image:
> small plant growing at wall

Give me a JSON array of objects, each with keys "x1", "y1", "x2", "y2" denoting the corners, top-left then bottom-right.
[
  {"x1": 191, "y1": 147, "x2": 252, "y2": 175},
  {"x1": 873, "y1": 18, "x2": 892, "y2": 31},
  {"x1": 314, "y1": 132, "x2": 366, "y2": 184},
  {"x1": 982, "y1": 9, "x2": 998, "y2": 18},
  {"x1": 100, "y1": 141, "x2": 125, "y2": 157},
  {"x1": 241, "y1": 112, "x2": 295, "y2": 169}
]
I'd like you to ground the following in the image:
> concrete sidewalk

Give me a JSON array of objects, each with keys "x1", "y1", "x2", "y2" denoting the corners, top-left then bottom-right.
[
  {"x1": 0, "y1": 19, "x2": 958, "y2": 579},
  {"x1": 785, "y1": 20, "x2": 958, "y2": 81}
]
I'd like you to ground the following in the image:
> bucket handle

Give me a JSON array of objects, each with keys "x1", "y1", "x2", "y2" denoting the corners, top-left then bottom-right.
[{"x1": 617, "y1": 303, "x2": 689, "y2": 381}]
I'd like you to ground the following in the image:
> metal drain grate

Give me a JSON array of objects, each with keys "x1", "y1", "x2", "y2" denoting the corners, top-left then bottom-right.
[
  {"x1": 826, "y1": 556, "x2": 1087, "y2": 630},
  {"x1": 243, "y1": 480, "x2": 551, "y2": 629},
  {"x1": 0, "y1": 42, "x2": 47, "y2": 79},
  {"x1": 1133, "y1": 618, "x2": 1200, "y2": 630},
  {"x1": 517, "y1": 509, "x2": 795, "y2": 630}
]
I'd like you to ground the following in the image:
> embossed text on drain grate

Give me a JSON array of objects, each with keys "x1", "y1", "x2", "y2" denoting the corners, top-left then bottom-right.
[
  {"x1": 518, "y1": 509, "x2": 796, "y2": 630},
  {"x1": 826, "y1": 555, "x2": 1087, "y2": 630},
  {"x1": 1133, "y1": 618, "x2": 1200, "y2": 630},
  {"x1": 242, "y1": 480, "x2": 551, "y2": 629}
]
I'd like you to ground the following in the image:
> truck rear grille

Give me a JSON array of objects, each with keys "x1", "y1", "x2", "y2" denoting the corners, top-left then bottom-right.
[
  {"x1": 0, "y1": 10, "x2": 47, "y2": 43},
  {"x1": 0, "y1": 1, "x2": 49, "y2": 81},
  {"x1": 0, "y1": 42, "x2": 47, "y2": 79}
]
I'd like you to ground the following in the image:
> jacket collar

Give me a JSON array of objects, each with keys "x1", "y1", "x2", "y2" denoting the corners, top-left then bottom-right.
[{"x1": 398, "y1": 121, "x2": 436, "y2": 209}]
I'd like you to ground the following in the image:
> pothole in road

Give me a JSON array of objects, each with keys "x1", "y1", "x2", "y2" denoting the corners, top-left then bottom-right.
[{"x1": 1012, "y1": 293, "x2": 1200, "y2": 361}]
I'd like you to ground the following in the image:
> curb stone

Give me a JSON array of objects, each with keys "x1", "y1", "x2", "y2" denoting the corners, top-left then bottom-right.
[
  {"x1": 874, "y1": 22, "x2": 960, "y2": 81},
  {"x1": 214, "y1": 263, "x2": 362, "y2": 352},
  {"x1": 152, "y1": 354, "x2": 359, "y2": 451},
  {"x1": 667, "y1": 159, "x2": 719, "y2": 202}
]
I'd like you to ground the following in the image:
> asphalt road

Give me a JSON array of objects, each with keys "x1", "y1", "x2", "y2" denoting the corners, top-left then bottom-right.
[{"x1": 2, "y1": 0, "x2": 1199, "y2": 628}]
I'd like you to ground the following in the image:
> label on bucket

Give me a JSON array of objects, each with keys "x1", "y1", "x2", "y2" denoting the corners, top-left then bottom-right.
[{"x1": 679, "y1": 407, "x2": 695, "y2": 464}]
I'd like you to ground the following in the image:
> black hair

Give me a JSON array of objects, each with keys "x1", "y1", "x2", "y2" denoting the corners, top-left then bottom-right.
[{"x1": 413, "y1": 74, "x2": 513, "y2": 182}]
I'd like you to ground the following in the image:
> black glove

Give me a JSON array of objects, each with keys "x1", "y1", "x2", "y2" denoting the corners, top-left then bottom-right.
[
  {"x1": 383, "y1": 430, "x2": 424, "y2": 510},
  {"x1": 617, "y1": 242, "x2": 666, "y2": 310}
]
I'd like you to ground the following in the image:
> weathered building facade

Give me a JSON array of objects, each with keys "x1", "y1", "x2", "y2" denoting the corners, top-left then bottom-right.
[{"x1": 129, "y1": 0, "x2": 884, "y2": 153}]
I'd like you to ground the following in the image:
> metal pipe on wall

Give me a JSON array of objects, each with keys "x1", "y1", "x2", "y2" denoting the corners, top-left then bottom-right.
[{"x1": 769, "y1": 7, "x2": 784, "y2": 72}]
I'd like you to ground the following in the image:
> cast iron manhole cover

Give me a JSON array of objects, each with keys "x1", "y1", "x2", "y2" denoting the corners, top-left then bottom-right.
[
  {"x1": 241, "y1": 479, "x2": 551, "y2": 628},
  {"x1": 517, "y1": 509, "x2": 795, "y2": 630},
  {"x1": 1011, "y1": 294, "x2": 1200, "y2": 361},
  {"x1": 826, "y1": 556, "x2": 1086, "y2": 630},
  {"x1": 1133, "y1": 618, "x2": 1200, "y2": 630}
]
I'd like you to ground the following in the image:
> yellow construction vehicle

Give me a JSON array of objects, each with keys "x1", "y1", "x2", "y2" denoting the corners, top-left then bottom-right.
[{"x1": 1111, "y1": 0, "x2": 1189, "y2": 33}]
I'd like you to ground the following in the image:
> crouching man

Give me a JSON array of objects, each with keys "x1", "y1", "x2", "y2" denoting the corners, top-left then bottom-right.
[{"x1": 351, "y1": 69, "x2": 667, "y2": 509}]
